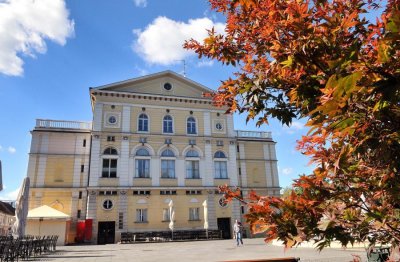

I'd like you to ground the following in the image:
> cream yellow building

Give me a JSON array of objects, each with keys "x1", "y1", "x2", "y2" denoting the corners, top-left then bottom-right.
[{"x1": 27, "y1": 71, "x2": 280, "y2": 244}]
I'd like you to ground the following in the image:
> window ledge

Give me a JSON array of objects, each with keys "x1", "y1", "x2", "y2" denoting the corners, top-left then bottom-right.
[
  {"x1": 133, "y1": 177, "x2": 151, "y2": 179},
  {"x1": 100, "y1": 177, "x2": 119, "y2": 179},
  {"x1": 134, "y1": 221, "x2": 149, "y2": 224},
  {"x1": 160, "y1": 177, "x2": 177, "y2": 179},
  {"x1": 214, "y1": 178, "x2": 229, "y2": 180},
  {"x1": 188, "y1": 219, "x2": 201, "y2": 222},
  {"x1": 186, "y1": 177, "x2": 201, "y2": 180}
]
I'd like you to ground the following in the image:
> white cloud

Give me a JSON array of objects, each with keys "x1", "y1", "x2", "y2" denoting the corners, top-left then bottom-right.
[
  {"x1": 0, "y1": 187, "x2": 20, "y2": 201},
  {"x1": 197, "y1": 60, "x2": 214, "y2": 67},
  {"x1": 7, "y1": 147, "x2": 16, "y2": 154},
  {"x1": 0, "y1": 0, "x2": 74, "y2": 76},
  {"x1": 282, "y1": 121, "x2": 305, "y2": 134},
  {"x1": 0, "y1": 145, "x2": 3, "y2": 151},
  {"x1": 132, "y1": 16, "x2": 225, "y2": 65},
  {"x1": 133, "y1": 0, "x2": 147, "y2": 7},
  {"x1": 282, "y1": 167, "x2": 293, "y2": 175}
]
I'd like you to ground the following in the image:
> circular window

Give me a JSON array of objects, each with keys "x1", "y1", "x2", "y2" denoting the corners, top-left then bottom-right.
[
  {"x1": 215, "y1": 123, "x2": 223, "y2": 130},
  {"x1": 103, "y1": 200, "x2": 113, "y2": 210},
  {"x1": 108, "y1": 116, "x2": 117, "y2": 124},
  {"x1": 219, "y1": 197, "x2": 228, "y2": 208},
  {"x1": 163, "y1": 82, "x2": 172, "y2": 91}
]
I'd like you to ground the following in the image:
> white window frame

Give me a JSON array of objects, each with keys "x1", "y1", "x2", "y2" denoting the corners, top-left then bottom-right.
[
  {"x1": 214, "y1": 160, "x2": 228, "y2": 179},
  {"x1": 161, "y1": 158, "x2": 175, "y2": 178},
  {"x1": 186, "y1": 159, "x2": 200, "y2": 179},
  {"x1": 162, "y1": 115, "x2": 174, "y2": 134},
  {"x1": 102, "y1": 148, "x2": 118, "y2": 178},
  {"x1": 136, "y1": 208, "x2": 148, "y2": 222},
  {"x1": 137, "y1": 113, "x2": 150, "y2": 133},
  {"x1": 186, "y1": 116, "x2": 198, "y2": 135},
  {"x1": 135, "y1": 158, "x2": 150, "y2": 178},
  {"x1": 189, "y1": 207, "x2": 200, "y2": 221},
  {"x1": 162, "y1": 208, "x2": 170, "y2": 221}
]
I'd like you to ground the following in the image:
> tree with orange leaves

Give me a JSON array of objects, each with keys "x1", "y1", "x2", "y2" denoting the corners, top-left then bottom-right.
[{"x1": 185, "y1": 0, "x2": 400, "y2": 251}]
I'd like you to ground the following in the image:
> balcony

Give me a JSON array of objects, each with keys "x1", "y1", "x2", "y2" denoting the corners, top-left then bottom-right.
[
  {"x1": 35, "y1": 119, "x2": 92, "y2": 130},
  {"x1": 235, "y1": 130, "x2": 272, "y2": 140}
]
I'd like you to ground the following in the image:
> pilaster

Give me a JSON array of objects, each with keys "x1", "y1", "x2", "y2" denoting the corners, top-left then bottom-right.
[
  {"x1": 93, "y1": 103, "x2": 103, "y2": 131},
  {"x1": 122, "y1": 106, "x2": 131, "y2": 132}
]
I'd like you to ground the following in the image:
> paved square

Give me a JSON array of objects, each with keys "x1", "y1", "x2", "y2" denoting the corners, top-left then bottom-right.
[{"x1": 32, "y1": 239, "x2": 367, "y2": 262}]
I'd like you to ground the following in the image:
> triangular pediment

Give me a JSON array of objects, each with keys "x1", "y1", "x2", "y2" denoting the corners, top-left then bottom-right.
[{"x1": 93, "y1": 70, "x2": 214, "y2": 99}]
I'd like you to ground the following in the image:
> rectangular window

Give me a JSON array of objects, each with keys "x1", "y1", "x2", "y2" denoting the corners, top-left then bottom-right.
[
  {"x1": 102, "y1": 159, "x2": 117, "y2": 178},
  {"x1": 241, "y1": 206, "x2": 245, "y2": 214},
  {"x1": 186, "y1": 160, "x2": 200, "y2": 179},
  {"x1": 118, "y1": 212, "x2": 123, "y2": 229},
  {"x1": 186, "y1": 190, "x2": 202, "y2": 195},
  {"x1": 107, "y1": 136, "x2": 115, "y2": 142},
  {"x1": 99, "y1": 191, "x2": 117, "y2": 195},
  {"x1": 162, "y1": 208, "x2": 170, "y2": 221},
  {"x1": 160, "y1": 190, "x2": 177, "y2": 195},
  {"x1": 133, "y1": 190, "x2": 150, "y2": 195},
  {"x1": 187, "y1": 122, "x2": 196, "y2": 134},
  {"x1": 81, "y1": 165, "x2": 84, "y2": 173},
  {"x1": 78, "y1": 191, "x2": 82, "y2": 199},
  {"x1": 83, "y1": 139, "x2": 86, "y2": 147},
  {"x1": 77, "y1": 210, "x2": 81, "y2": 219},
  {"x1": 214, "y1": 161, "x2": 228, "y2": 179},
  {"x1": 161, "y1": 160, "x2": 175, "y2": 178},
  {"x1": 238, "y1": 167, "x2": 242, "y2": 176},
  {"x1": 189, "y1": 208, "x2": 200, "y2": 221},
  {"x1": 136, "y1": 209, "x2": 148, "y2": 222},
  {"x1": 216, "y1": 140, "x2": 224, "y2": 146},
  {"x1": 135, "y1": 159, "x2": 150, "y2": 178}
]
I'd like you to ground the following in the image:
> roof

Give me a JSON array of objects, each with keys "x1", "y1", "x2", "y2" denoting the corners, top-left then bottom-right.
[
  {"x1": 92, "y1": 70, "x2": 214, "y2": 94},
  {"x1": 27, "y1": 205, "x2": 70, "y2": 220},
  {"x1": 0, "y1": 201, "x2": 15, "y2": 216}
]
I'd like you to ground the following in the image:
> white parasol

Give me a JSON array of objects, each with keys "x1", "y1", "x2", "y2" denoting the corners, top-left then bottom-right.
[
  {"x1": 203, "y1": 200, "x2": 209, "y2": 239},
  {"x1": 168, "y1": 200, "x2": 175, "y2": 240},
  {"x1": 13, "y1": 177, "x2": 30, "y2": 238}
]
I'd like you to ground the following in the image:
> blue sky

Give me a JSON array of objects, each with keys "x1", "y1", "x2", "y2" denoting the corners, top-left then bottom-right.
[{"x1": 0, "y1": 0, "x2": 313, "y2": 200}]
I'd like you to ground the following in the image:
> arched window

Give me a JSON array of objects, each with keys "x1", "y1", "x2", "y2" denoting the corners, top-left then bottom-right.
[
  {"x1": 103, "y1": 147, "x2": 118, "y2": 155},
  {"x1": 214, "y1": 151, "x2": 227, "y2": 179},
  {"x1": 161, "y1": 149, "x2": 175, "y2": 157},
  {"x1": 135, "y1": 148, "x2": 150, "y2": 178},
  {"x1": 214, "y1": 151, "x2": 226, "y2": 158},
  {"x1": 161, "y1": 149, "x2": 175, "y2": 178},
  {"x1": 187, "y1": 117, "x2": 197, "y2": 134},
  {"x1": 136, "y1": 148, "x2": 150, "y2": 156},
  {"x1": 186, "y1": 150, "x2": 200, "y2": 179},
  {"x1": 163, "y1": 115, "x2": 173, "y2": 133},
  {"x1": 186, "y1": 150, "x2": 199, "y2": 158},
  {"x1": 138, "y1": 114, "x2": 149, "y2": 132},
  {"x1": 102, "y1": 147, "x2": 118, "y2": 178}
]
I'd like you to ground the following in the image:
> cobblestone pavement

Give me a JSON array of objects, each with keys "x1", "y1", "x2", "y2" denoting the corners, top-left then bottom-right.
[{"x1": 29, "y1": 238, "x2": 368, "y2": 262}]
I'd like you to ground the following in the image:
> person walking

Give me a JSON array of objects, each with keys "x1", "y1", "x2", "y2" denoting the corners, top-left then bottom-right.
[{"x1": 233, "y1": 220, "x2": 243, "y2": 246}]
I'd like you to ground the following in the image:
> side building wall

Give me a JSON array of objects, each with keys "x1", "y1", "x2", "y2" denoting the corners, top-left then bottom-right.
[{"x1": 27, "y1": 128, "x2": 91, "y2": 243}]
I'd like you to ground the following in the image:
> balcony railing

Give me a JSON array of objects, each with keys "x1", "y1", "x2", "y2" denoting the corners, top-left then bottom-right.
[
  {"x1": 235, "y1": 130, "x2": 272, "y2": 139},
  {"x1": 36, "y1": 119, "x2": 92, "y2": 130}
]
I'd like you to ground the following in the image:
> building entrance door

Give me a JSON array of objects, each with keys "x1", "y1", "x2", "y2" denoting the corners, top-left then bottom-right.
[
  {"x1": 217, "y1": 217, "x2": 231, "y2": 239},
  {"x1": 97, "y1": 221, "x2": 115, "y2": 244}
]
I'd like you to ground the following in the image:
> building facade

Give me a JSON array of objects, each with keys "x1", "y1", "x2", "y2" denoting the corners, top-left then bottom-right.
[
  {"x1": 26, "y1": 71, "x2": 280, "y2": 244},
  {"x1": 0, "y1": 201, "x2": 15, "y2": 236}
]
